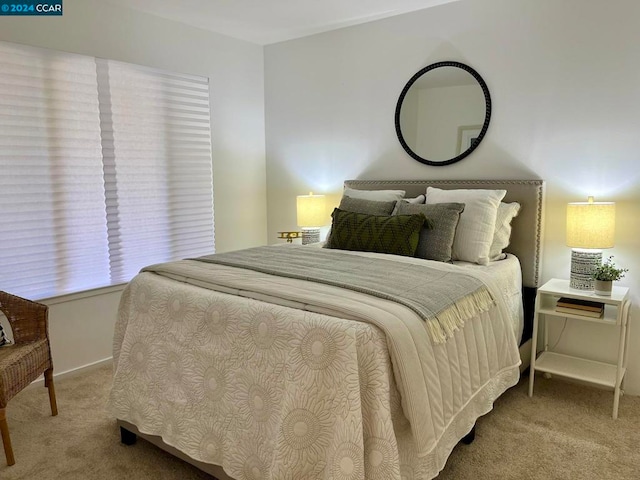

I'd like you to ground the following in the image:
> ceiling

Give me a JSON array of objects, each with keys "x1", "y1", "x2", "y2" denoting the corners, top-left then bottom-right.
[{"x1": 106, "y1": 0, "x2": 459, "y2": 45}]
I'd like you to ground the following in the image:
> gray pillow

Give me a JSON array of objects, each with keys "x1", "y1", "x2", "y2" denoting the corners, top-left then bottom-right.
[
  {"x1": 342, "y1": 187, "x2": 405, "y2": 202},
  {"x1": 338, "y1": 195, "x2": 397, "y2": 215},
  {"x1": 395, "y1": 202, "x2": 465, "y2": 262}
]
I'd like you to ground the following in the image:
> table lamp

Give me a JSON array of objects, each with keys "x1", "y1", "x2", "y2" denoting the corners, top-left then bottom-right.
[
  {"x1": 566, "y1": 196, "x2": 615, "y2": 290},
  {"x1": 296, "y1": 192, "x2": 326, "y2": 245}
]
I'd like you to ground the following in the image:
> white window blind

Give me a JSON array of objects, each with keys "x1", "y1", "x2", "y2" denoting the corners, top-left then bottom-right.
[
  {"x1": 97, "y1": 59, "x2": 215, "y2": 283},
  {"x1": 0, "y1": 42, "x2": 215, "y2": 299},
  {"x1": 0, "y1": 43, "x2": 111, "y2": 299}
]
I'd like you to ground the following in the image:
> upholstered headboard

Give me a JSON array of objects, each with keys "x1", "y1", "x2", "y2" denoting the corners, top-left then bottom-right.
[{"x1": 343, "y1": 179, "x2": 545, "y2": 289}]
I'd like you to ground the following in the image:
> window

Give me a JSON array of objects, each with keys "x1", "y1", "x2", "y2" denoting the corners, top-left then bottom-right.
[{"x1": 0, "y1": 42, "x2": 215, "y2": 299}]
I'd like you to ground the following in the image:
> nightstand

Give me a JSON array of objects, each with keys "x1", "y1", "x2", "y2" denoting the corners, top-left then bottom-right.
[{"x1": 528, "y1": 278, "x2": 631, "y2": 419}]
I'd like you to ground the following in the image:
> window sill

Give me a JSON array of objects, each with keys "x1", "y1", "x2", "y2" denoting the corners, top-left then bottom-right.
[{"x1": 38, "y1": 283, "x2": 128, "y2": 306}]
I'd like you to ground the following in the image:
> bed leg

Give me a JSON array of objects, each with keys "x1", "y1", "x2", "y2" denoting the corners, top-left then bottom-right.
[
  {"x1": 120, "y1": 426, "x2": 137, "y2": 446},
  {"x1": 461, "y1": 426, "x2": 476, "y2": 445}
]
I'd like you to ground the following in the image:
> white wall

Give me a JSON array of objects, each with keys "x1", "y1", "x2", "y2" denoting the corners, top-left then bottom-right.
[
  {"x1": 265, "y1": 0, "x2": 640, "y2": 393},
  {"x1": 0, "y1": 0, "x2": 267, "y2": 375}
]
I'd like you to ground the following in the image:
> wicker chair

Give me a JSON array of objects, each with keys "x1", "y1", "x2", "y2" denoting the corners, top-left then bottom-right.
[{"x1": 0, "y1": 291, "x2": 58, "y2": 466}]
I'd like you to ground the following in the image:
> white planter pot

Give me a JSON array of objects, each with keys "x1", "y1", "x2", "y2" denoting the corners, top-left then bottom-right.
[{"x1": 594, "y1": 280, "x2": 613, "y2": 296}]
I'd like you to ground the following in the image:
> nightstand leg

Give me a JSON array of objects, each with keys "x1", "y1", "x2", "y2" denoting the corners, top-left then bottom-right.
[
  {"x1": 622, "y1": 301, "x2": 632, "y2": 394},
  {"x1": 529, "y1": 308, "x2": 541, "y2": 397},
  {"x1": 612, "y1": 301, "x2": 631, "y2": 420}
]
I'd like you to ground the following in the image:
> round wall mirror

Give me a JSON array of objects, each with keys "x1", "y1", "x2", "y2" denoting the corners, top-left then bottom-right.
[{"x1": 394, "y1": 61, "x2": 491, "y2": 166}]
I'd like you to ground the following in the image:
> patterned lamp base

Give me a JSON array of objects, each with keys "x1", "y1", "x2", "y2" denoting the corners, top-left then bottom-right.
[
  {"x1": 301, "y1": 228, "x2": 320, "y2": 245},
  {"x1": 570, "y1": 249, "x2": 602, "y2": 290}
]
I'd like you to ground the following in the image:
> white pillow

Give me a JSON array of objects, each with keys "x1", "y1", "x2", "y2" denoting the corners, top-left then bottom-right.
[
  {"x1": 425, "y1": 187, "x2": 507, "y2": 265},
  {"x1": 391, "y1": 194, "x2": 425, "y2": 214},
  {"x1": 404, "y1": 194, "x2": 425, "y2": 204},
  {"x1": 343, "y1": 187, "x2": 405, "y2": 202},
  {"x1": 489, "y1": 202, "x2": 521, "y2": 261}
]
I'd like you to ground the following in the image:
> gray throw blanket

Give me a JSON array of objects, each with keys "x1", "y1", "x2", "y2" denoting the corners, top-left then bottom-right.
[{"x1": 192, "y1": 245, "x2": 495, "y2": 344}]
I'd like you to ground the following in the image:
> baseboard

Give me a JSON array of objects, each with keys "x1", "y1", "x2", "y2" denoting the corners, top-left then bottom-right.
[{"x1": 29, "y1": 357, "x2": 113, "y2": 388}]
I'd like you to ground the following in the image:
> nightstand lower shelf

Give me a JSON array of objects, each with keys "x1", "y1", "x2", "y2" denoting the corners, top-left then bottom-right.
[{"x1": 534, "y1": 351, "x2": 624, "y2": 389}]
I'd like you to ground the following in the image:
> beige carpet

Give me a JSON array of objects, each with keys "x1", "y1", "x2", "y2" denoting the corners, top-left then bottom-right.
[{"x1": 1, "y1": 363, "x2": 638, "y2": 479}]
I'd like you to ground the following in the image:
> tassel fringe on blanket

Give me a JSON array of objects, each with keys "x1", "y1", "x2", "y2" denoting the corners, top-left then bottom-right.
[{"x1": 427, "y1": 287, "x2": 495, "y2": 344}]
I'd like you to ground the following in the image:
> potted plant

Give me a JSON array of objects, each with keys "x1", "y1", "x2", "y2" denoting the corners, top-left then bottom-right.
[{"x1": 592, "y1": 256, "x2": 628, "y2": 296}]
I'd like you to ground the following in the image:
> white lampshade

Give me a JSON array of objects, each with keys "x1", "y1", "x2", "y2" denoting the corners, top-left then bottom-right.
[
  {"x1": 566, "y1": 196, "x2": 616, "y2": 290},
  {"x1": 566, "y1": 197, "x2": 615, "y2": 249},
  {"x1": 296, "y1": 193, "x2": 326, "y2": 227}
]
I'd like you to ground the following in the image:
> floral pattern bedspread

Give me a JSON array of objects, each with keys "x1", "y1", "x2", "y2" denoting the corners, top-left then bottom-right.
[{"x1": 110, "y1": 256, "x2": 520, "y2": 480}]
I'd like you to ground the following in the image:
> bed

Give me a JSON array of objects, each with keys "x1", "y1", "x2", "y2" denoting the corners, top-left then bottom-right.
[{"x1": 110, "y1": 179, "x2": 545, "y2": 480}]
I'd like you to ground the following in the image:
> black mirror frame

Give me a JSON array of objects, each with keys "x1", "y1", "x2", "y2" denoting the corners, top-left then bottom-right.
[{"x1": 394, "y1": 61, "x2": 492, "y2": 166}]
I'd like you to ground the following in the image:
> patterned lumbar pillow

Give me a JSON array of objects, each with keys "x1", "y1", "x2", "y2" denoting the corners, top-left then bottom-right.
[
  {"x1": 395, "y1": 201, "x2": 465, "y2": 262},
  {"x1": 326, "y1": 208, "x2": 427, "y2": 257},
  {"x1": 325, "y1": 196, "x2": 399, "y2": 245},
  {"x1": 0, "y1": 323, "x2": 10, "y2": 346}
]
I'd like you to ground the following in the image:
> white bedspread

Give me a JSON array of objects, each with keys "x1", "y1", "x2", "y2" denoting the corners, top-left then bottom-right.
[{"x1": 110, "y1": 250, "x2": 521, "y2": 480}]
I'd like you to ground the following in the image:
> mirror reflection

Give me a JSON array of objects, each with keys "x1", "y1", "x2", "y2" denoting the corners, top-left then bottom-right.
[{"x1": 395, "y1": 62, "x2": 491, "y2": 166}]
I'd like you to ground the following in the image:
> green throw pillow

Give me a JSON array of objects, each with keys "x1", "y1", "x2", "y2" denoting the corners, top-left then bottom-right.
[
  {"x1": 325, "y1": 196, "x2": 399, "y2": 245},
  {"x1": 326, "y1": 208, "x2": 426, "y2": 257}
]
